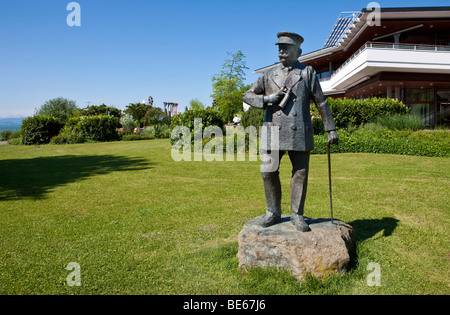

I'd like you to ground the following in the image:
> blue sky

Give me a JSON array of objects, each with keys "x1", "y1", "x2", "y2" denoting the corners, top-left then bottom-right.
[{"x1": 0, "y1": 0, "x2": 449, "y2": 117}]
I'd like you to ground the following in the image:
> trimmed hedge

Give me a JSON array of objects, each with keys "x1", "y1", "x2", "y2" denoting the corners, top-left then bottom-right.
[
  {"x1": 312, "y1": 129, "x2": 449, "y2": 157},
  {"x1": 21, "y1": 115, "x2": 64, "y2": 145},
  {"x1": 241, "y1": 97, "x2": 408, "y2": 134},
  {"x1": 77, "y1": 115, "x2": 121, "y2": 142},
  {"x1": 122, "y1": 134, "x2": 155, "y2": 141},
  {"x1": 241, "y1": 106, "x2": 325, "y2": 135},
  {"x1": 192, "y1": 129, "x2": 449, "y2": 157}
]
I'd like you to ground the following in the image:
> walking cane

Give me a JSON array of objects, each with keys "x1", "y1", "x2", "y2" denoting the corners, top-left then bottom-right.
[{"x1": 327, "y1": 141, "x2": 334, "y2": 224}]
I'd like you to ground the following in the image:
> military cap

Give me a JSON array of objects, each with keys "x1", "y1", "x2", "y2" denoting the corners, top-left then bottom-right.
[{"x1": 275, "y1": 32, "x2": 304, "y2": 47}]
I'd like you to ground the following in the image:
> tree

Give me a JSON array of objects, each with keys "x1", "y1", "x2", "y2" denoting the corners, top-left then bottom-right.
[
  {"x1": 36, "y1": 97, "x2": 78, "y2": 124},
  {"x1": 211, "y1": 50, "x2": 249, "y2": 122},
  {"x1": 144, "y1": 106, "x2": 169, "y2": 126},
  {"x1": 80, "y1": 104, "x2": 121, "y2": 118},
  {"x1": 188, "y1": 98, "x2": 205, "y2": 110},
  {"x1": 124, "y1": 103, "x2": 151, "y2": 134}
]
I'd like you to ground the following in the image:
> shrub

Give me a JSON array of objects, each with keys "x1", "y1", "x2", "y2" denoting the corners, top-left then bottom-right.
[
  {"x1": 309, "y1": 105, "x2": 325, "y2": 135},
  {"x1": 7, "y1": 138, "x2": 21, "y2": 145},
  {"x1": 122, "y1": 134, "x2": 155, "y2": 141},
  {"x1": 172, "y1": 125, "x2": 448, "y2": 157},
  {"x1": 49, "y1": 134, "x2": 68, "y2": 145},
  {"x1": 2, "y1": 129, "x2": 21, "y2": 143},
  {"x1": 65, "y1": 116, "x2": 81, "y2": 129},
  {"x1": 20, "y1": 115, "x2": 64, "y2": 145},
  {"x1": 0, "y1": 129, "x2": 13, "y2": 141},
  {"x1": 10, "y1": 130, "x2": 21, "y2": 139},
  {"x1": 170, "y1": 108, "x2": 225, "y2": 145},
  {"x1": 155, "y1": 124, "x2": 170, "y2": 138},
  {"x1": 328, "y1": 97, "x2": 408, "y2": 129},
  {"x1": 143, "y1": 125, "x2": 155, "y2": 136},
  {"x1": 120, "y1": 114, "x2": 137, "y2": 134},
  {"x1": 50, "y1": 117, "x2": 86, "y2": 144},
  {"x1": 375, "y1": 114, "x2": 425, "y2": 131},
  {"x1": 49, "y1": 128, "x2": 86, "y2": 145},
  {"x1": 241, "y1": 107, "x2": 265, "y2": 130},
  {"x1": 141, "y1": 124, "x2": 170, "y2": 139},
  {"x1": 50, "y1": 115, "x2": 121, "y2": 144},
  {"x1": 241, "y1": 97, "x2": 406, "y2": 135},
  {"x1": 76, "y1": 115, "x2": 121, "y2": 142},
  {"x1": 242, "y1": 105, "x2": 325, "y2": 135},
  {"x1": 170, "y1": 108, "x2": 225, "y2": 133},
  {"x1": 66, "y1": 132, "x2": 87, "y2": 144},
  {"x1": 312, "y1": 128, "x2": 449, "y2": 157}
]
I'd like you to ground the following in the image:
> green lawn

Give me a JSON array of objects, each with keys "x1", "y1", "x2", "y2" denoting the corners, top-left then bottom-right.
[{"x1": 0, "y1": 139, "x2": 448, "y2": 294}]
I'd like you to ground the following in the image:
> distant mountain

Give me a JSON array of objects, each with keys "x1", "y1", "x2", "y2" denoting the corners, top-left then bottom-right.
[
  {"x1": 0, "y1": 117, "x2": 26, "y2": 132},
  {"x1": 0, "y1": 117, "x2": 26, "y2": 126}
]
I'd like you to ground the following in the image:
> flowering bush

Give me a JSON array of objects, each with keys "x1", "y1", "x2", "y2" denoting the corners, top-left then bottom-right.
[{"x1": 310, "y1": 108, "x2": 324, "y2": 135}]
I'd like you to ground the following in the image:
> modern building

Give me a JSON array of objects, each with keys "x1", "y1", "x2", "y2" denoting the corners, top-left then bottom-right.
[{"x1": 255, "y1": 7, "x2": 450, "y2": 127}]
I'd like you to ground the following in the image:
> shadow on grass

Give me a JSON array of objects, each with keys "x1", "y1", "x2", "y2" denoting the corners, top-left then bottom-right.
[
  {"x1": 0, "y1": 155, "x2": 153, "y2": 201},
  {"x1": 349, "y1": 217, "x2": 399, "y2": 242},
  {"x1": 345, "y1": 217, "x2": 400, "y2": 273}
]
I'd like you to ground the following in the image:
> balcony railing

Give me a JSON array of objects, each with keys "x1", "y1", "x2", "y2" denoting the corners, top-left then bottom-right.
[{"x1": 320, "y1": 42, "x2": 450, "y2": 82}]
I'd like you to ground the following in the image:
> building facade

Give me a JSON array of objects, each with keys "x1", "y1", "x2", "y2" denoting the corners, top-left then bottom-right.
[{"x1": 255, "y1": 7, "x2": 450, "y2": 127}]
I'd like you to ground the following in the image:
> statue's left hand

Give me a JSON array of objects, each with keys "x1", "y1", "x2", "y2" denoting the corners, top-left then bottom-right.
[{"x1": 327, "y1": 130, "x2": 339, "y2": 145}]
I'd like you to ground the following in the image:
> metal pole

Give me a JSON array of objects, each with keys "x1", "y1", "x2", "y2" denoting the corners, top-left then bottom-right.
[{"x1": 327, "y1": 141, "x2": 334, "y2": 224}]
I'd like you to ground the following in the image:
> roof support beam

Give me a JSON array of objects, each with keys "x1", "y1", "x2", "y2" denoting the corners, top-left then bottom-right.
[{"x1": 372, "y1": 24, "x2": 424, "y2": 41}]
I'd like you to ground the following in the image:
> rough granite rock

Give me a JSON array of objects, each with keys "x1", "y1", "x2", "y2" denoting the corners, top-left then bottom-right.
[{"x1": 238, "y1": 215, "x2": 356, "y2": 281}]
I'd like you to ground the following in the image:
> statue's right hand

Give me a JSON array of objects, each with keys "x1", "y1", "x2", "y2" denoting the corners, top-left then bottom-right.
[{"x1": 264, "y1": 90, "x2": 285, "y2": 105}]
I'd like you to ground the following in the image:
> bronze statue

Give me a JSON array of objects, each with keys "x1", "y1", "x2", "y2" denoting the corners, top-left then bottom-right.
[{"x1": 242, "y1": 32, "x2": 339, "y2": 232}]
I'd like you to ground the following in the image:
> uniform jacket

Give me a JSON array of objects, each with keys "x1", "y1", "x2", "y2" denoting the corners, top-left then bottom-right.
[{"x1": 242, "y1": 61, "x2": 336, "y2": 151}]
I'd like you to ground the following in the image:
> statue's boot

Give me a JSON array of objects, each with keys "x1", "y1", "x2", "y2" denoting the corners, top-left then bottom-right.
[
  {"x1": 260, "y1": 171, "x2": 282, "y2": 227},
  {"x1": 291, "y1": 213, "x2": 310, "y2": 232},
  {"x1": 290, "y1": 167, "x2": 310, "y2": 232}
]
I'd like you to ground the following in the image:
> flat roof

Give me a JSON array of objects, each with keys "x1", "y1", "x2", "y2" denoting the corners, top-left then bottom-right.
[
  {"x1": 254, "y1": 6, "x2": 450, "y2": 73},
  {"x1": 363, "y1": 6, "x2": 450, "y2": 13}
]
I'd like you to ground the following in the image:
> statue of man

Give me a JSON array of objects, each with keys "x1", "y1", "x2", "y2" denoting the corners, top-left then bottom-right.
[{"x1": 242, "y1": 32, "x2": 339, "y2": 232}]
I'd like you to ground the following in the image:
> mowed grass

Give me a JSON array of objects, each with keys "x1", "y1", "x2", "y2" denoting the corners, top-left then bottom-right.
[{"x1": 0, "y1": 139, "x2": 448, "y2": 294}]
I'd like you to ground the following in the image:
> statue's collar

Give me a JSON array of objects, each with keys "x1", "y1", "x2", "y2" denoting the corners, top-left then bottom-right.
[{"x1": 281, "y1": 61, "x2": 304, "y2": 70}]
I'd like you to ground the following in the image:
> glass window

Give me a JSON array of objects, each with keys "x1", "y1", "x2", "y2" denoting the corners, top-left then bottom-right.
[
  {"x1": 317, "y1": 71, "x2": 331, "y2": 80},
  {"x1": 437, "y1": 90, "x2": 450, "y2": 126},
  {"x1": 410, "y1": 103, "x2": 434, "y2": 126},
  {"x1": 405, "y1": 89, "x2": 434, "y2": 102},
  {"x1": 405, "y1": 89, "x2": 435, "y2": 127}
]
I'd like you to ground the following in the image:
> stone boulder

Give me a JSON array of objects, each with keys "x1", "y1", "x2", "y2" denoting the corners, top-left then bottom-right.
[{"x1": 238, "y1": 215, "x2": 356, "y2": 281}]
